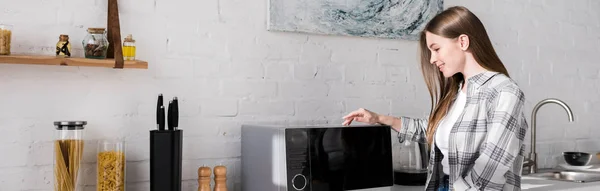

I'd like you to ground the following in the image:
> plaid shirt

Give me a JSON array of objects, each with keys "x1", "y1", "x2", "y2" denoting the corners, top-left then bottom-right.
[{"x1": 397, "y1": 71, "x2": 528, "y2": 191}]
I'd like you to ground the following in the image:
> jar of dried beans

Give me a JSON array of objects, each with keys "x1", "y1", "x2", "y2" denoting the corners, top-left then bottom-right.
[{"x1": 82, "y1": 28, "x2": 109, "y2": 59}]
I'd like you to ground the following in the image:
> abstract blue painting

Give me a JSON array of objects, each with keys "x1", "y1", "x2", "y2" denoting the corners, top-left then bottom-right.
[{"x1": 268, "y1": 0, "x2": 444, "y2": 41}]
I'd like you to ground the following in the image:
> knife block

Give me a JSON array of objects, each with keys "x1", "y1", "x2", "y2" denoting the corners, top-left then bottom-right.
[{"x1": 150, "y1": 129, "x2": 183, "y2": 191}]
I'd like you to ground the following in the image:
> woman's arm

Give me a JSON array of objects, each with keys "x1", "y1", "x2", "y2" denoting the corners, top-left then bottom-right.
[
  {"x1": 453, "y1": 85, "x2": 527, "y2": 191},
  {"x1": 343, "y1": 108, "x2": 429, "y2": 143},
  {"x1": 377, "y1": 115, "x2": 402, "y2": 132},
  {"x1": 393, "y1": 116, "x2": 428, "y2": 144}
]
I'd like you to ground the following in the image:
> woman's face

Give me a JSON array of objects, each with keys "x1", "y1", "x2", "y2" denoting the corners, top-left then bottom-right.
[{"x1": 425, "y1": 31, "x2": 467, "y2": 78}]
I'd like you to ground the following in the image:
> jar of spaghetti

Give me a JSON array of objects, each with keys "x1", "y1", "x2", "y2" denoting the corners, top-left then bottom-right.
[
  {"x1": 53, "y1": 121, "x2": 86, "y2": 191},
  {"x1": 97, "y1": 140, "x2": 126, "y2": 191}
]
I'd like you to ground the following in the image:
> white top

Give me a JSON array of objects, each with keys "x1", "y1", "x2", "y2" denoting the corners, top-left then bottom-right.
[{"x1": 435, "y1": 90, "x2": 467, "y2": 175}]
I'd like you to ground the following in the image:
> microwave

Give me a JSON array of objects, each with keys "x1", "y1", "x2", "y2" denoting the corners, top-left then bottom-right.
[{"x1": 241, "y1": 124, "x2": 393, "y2": 191}]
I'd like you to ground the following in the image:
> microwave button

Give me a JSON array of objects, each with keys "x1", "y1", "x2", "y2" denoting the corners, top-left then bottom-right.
[{"x1": 292, "y1": 174, "x2": 307, "y2": 190}]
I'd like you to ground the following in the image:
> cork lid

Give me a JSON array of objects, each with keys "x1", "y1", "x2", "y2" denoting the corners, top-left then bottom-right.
[
  {"x1": 87, "y1": 27, "x2": 106, "y2": 34},
  {"x1": 59, "y1": 34, "x2": 69, "y2": 41},
  {"x1": 124, "y1": 34, "x2": 135, "y2": 43}
]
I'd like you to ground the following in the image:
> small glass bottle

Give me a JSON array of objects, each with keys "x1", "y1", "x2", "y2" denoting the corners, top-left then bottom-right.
[
  {"x1": 0, "y1": 24, "x2": 13, "y2": 55},
  {"x1": 122, "y1": 34, "x2": 136, "y2": 61},
  {"x1": 56, "y1": 34, "x2": 72, "y2": 57},
  {"x1": 53, "y1": 121, "x2": 86, "y2": 191},
  {"x1": 97, "y1": 139, "x2": 126, "y2": 191}
]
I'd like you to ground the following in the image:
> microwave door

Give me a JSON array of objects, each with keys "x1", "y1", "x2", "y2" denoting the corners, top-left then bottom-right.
[
  {"x1": 309, "y1": 129, "x2": 329, "y2": 191},
  {"x1": 308, "y1": 129, "x2": 341, "y2": 191},
  {"x1": 309, "y1": 127, "x2": 393, "y2": 191}
]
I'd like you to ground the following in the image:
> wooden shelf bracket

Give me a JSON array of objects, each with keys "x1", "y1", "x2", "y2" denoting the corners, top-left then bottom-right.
[{"x1": 107, "y1": 0, "x2": 124, "y2": 69}]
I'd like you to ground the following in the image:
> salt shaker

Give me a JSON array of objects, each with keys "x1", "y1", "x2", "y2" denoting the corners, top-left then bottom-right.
[
  {"x1": 213, "y1": 165, "x2": 227, "y2": 191},
  {"x1": 198, "y1": 166, "x2": 211, "y2": 191}
]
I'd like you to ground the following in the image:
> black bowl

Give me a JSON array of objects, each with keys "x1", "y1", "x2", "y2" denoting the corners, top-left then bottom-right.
[{"x1": 563, "y1": 152, "x2": 592, "y2": 166}]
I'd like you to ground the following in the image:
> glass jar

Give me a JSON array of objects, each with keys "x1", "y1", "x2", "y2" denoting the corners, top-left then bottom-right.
[
  {"x1": 53, "y1": 121, "x2": 86, "y2": 191},
  {"x1": 82, "y1": 28, "x2": 109, "y2": 59},
  {"x1": 97, "y1": 140, "x2": 126, "y2": 191},
  {"x1": 392, "y1": 134, "x2": 429, "y2": 185},
  {"x1": 0, "y1": 24, "x2": 13, "y2": 55},
  {"x1": 56, "y1": 34, "x2": 72, "y2": 57},
  {"x1": 122, "y1": 34, "x2": 136, "y2": 61}
]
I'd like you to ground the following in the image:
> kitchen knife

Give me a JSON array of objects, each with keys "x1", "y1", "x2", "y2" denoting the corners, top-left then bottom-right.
[
  {"x1": 172, "y1": 97, "x2": 179, "y2": 130},
  {"x1": 158, "y1": 106, "x2": 165, "y2": 131},
  {"x1": 167, "y1": 100, "x2": 173, "y2": 131},
  {"x1": 157, "y1": 94, "x2": 164, "y2": 131}
]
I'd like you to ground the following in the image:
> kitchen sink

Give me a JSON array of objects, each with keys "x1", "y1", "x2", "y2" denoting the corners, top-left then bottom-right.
[{"x1": 524, "y1": 169, "x2": 600, "y2": 183}]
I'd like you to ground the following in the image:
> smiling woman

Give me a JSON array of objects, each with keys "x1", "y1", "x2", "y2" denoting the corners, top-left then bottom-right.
[{"x1": 343, "y1": 6, "x2": 528, "y2": 191}]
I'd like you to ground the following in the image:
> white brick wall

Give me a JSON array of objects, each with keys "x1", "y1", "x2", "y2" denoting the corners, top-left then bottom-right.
[{"x1": 0, "y1": 0, "x2": 599, "y2": 190}]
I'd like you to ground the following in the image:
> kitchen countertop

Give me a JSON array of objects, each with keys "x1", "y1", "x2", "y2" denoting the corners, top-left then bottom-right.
[
  {"x1": 392, "y1": 180, "x2": 600, "y2": 191},
  {"x1": 392, "y1": 174, "x2": 600, "y2": 191}
]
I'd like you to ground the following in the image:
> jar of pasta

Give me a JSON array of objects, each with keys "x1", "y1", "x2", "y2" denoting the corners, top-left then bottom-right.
[
  {"x1": 54, "y1": 121, "x2": 86, "y2": 191},
  {"x1": 97, "y1": 140, "x2": 126, "y2": 191},
  {"x1": 0, "y1": 24, "x2": 12, "y2": 55}
]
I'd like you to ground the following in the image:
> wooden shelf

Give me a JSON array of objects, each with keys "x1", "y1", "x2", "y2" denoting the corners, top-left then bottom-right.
[
  {"x1": 0, "y1": 55, "x2": 148, "y2": 69},
  {"x1": 0, "y1": 0, "x2": 142, "y2": 70}
]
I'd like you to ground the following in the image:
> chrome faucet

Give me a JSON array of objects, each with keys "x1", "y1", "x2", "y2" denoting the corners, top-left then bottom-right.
[{"x1": 524, "y1": 98, "x2": 574, "y2": 174}]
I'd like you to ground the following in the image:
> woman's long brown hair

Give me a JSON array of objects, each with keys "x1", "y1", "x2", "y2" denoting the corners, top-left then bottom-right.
[{"x1": 419, "y1": 6, "x2": 510, "y2": 146}]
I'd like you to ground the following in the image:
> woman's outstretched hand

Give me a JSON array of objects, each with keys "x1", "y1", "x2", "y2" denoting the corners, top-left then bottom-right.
[{"x1": 342, "y1": 108, "x2": 380, "y2": 126}]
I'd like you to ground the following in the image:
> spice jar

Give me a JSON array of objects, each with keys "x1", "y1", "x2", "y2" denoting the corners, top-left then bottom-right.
[
  {"x1": 122, "y1": 34, "x2": 136, "y2": 61},
  {"x1": 97, "y1": 140, "x2": 126, "y2": 191},
  {"x1": 0, "y1": 24, "x2": 13, "y2": 55},
  {"x1": 82, "y1": 28, "x2": 109, "y2": 59},
  {"x1": 53, "y1": 121, "x2": 86, "y2": 191},
  {"x1": 56, "y1": 34, "x2": 72, "y2": 57}
]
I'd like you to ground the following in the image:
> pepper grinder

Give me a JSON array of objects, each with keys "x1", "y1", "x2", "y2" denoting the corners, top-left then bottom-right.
[
  {"x1": 213, "y1": 165, "x2": 227, "y2": 191},
  {"x1": 198, "y1": 166, "x2": 211, "y2": 191}
]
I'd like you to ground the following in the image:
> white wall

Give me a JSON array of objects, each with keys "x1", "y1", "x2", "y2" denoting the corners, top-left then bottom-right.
[{"x1": 0, "y1": 0, "x2": 598, "y2": 190}]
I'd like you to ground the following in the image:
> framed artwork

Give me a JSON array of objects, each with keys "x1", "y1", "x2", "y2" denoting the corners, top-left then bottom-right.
[{"x1": 268, "y1": 0, "x2": 444, "y2": 40}]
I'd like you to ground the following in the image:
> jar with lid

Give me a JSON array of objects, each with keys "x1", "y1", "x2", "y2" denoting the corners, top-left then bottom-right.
[
  {"x1": 122, "y1": 34, "x2": 136, "y2": 61},
  {"x1": 56, "y1": 34, "x2": 72, "y2": 57},
  {"x1": 53, "y1": 121, "x2": 86, "y2": 191},
  {"x1": 0, "y1": 24, "x2": 13, "y2": 55},
  {"x1": 97, "y1": 139, "x2": 126, "y2": 191},
  {"x1": 82, "y1": 28, "x2": 109, "y2": 59}
]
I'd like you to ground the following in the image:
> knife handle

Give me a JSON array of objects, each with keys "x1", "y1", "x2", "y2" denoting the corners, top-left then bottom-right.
[
  {"x1": 156, "y1": 94, "x2": 163, "y2": 128},
  {"x1": 158, "y1": 106, "x2": 165, "y2": 131},
  {"x1": 172, "y1": 97, "x2": 179, "y2": 129},
  {"x1": 167, "y1": 101, "x2": 173, "y2": 131}
]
